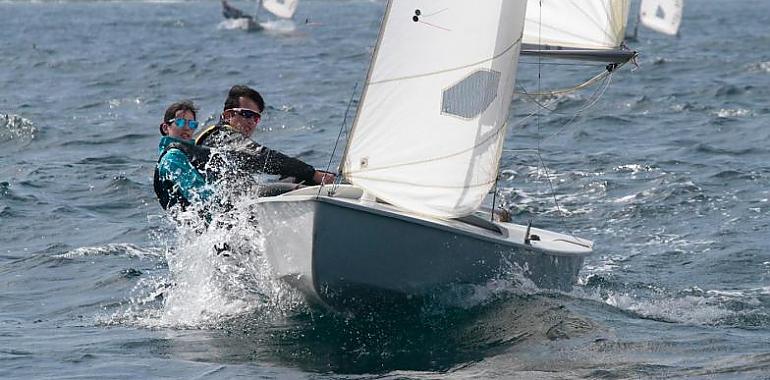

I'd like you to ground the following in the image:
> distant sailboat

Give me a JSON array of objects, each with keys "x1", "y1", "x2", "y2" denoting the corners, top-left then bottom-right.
[
  {"x1": 251, "y1": 0, "x2": 636, "y2": 312},
  {"x1": 628, "y1": 0, "x2": 684, "y2": 39},
  {"x1": 261, "y1": 0, "x2": 299, "y2": 20},
  {"x1": 219, "y1": 0, "x2": 299, "y2": 31}
]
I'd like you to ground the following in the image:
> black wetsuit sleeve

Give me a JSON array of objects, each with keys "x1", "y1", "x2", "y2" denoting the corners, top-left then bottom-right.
[
  {"x1": 226, "y1": 145, "x2": 317, "y2": 184},
  {"x1": 201, "y1": 126, "x2": 317, "y2": 184}
]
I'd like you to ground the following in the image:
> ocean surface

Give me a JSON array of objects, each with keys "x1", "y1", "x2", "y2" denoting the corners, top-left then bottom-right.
[{"x1": 2, "y1": 0, "x2": 770, "y2": 378}]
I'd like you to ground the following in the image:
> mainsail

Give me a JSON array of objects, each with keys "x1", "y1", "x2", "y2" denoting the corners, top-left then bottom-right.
[
  {"x1": 262, "y1": 0, "x2": 299, "y2": 19},
  {"x1": 639, "y1": 0, "x2": 683, "y2": 36},
  {"x1": 342, "y1": 0, "x2": 528, "y2": 218},
  {"x1": 522, "y1": 0, "x2": 633, "y2": 63}
]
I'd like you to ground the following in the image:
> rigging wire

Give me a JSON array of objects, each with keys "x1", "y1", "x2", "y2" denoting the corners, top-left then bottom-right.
[
  {"x1": 319, "y1": 82, "x2": 358, "y2": 198},
  {"x1": 518, "y1": 70, "x2": 613, "y2": 114},
  {"x1": 502, "y1": 0, "x2": 627, "y2": 242},
  {"x1": 515, "y1": 64, "x2": 615, "y2": 99},
  {"x1": 526, "y1": 74, "x2": 616, "y2": 241},
  {"x1": 518, "y1": 72, "x2": 614, "y2": 144}
]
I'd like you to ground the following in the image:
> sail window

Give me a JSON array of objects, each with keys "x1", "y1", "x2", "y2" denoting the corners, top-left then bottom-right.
[{"x1": 441, "y1": 69, "x2": 500, "y2": 119}]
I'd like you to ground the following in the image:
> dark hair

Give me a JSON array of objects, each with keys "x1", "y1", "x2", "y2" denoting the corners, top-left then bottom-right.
[
  {"x1": 223, "y1": 85, "x2": 265, "y2": 112},
  {"x1": 160, "y1": 100, "x2": 198, "y2": 135}
]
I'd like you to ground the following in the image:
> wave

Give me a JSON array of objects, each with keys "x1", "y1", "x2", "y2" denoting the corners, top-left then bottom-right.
[
  {"x1": 714, "y1": 107, "x2": 754, "y2": 119},
  {"x1": 746, "y1": 61, "x2": 770, "y2": 74},
  {"x1": 572, "y1": 271, "x2": 770, "y2": 328},
  {"x1": 54, "y1": 243, "x2": 162, "y2": 259}
]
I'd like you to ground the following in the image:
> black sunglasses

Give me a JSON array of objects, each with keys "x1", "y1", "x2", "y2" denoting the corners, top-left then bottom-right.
[{"x1": 229, "y1": 108, "x2": 261, "y2": 120}]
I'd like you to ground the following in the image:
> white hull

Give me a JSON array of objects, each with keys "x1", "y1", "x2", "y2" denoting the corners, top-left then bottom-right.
[
  {"x1": 254, "y1": 185, "x2": 592, "y2": 310},
  {"x1": 218, "y1": 18, "x2": 262, "y2": 32}
]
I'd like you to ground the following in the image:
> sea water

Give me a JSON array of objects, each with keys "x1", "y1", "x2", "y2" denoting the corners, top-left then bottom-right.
[{"x1": 1, "y1": 0, "x2": 769, "y2": 378}]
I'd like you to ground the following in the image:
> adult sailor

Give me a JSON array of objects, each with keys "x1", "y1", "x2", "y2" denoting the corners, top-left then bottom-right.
[
  {"x1": 195, "y1": 85, "x2": 335, "y2": 195},
  {"x1": 221, "y1": 0, "x2": 253, "y2": 20}
]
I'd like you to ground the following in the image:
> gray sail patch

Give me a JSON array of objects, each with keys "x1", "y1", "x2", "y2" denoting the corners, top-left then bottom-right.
[{"x1": 441, "y1": 69, "x2": 500, "y2": 119}]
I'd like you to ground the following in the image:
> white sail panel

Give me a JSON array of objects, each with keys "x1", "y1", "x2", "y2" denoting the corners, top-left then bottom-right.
[
  {"x1": 523, "y1": 0, "x2": 630, "y2": 50},
  {"x1": 640, "y1": 0, "x2": 683, "y2": 36},
  {"x1": 342, "y1": 0, "x2": 527, "y2": 218},
  {"x1": 262, "y1": 0, "x2": 299, "y2": 19}
]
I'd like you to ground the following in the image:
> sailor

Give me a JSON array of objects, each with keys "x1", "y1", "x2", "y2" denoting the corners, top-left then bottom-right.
[
  {"x1": 195, "y1": 85, "x2": 335, "y2": 196},
  {"x1": 221, "y1": 0, "x2": 252, "y2": 20},
  {"x1": 153, "y1": 100, "x2": 213, "y2": 213}
]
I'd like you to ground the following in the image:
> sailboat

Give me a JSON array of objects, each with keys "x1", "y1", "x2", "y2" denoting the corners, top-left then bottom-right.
[
  {"x1": 628, "y1": 0, "x2": 684, "y2": 39},
  {"x1": 252, "y1": 0, "x2": 636, "y2": 311},
  {"x1": 219, "y1": 0, "x2": 299, "y2": 32}
]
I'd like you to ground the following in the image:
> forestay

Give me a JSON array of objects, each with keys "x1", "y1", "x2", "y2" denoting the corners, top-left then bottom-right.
[
  {"x1": 523, "y1": 0, "x2": 630, "y2": 50},
  {"x1": 342, "y1": 0, "x2": 528, "y2": 219},
  {"x1": 262, "y1": 0, "x2": 299, "y2": 19},
  {"x1": 640, "y1": 0, "x2": 683, "y2": 36}
]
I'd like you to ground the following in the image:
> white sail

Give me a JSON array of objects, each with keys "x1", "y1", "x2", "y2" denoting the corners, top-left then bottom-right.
[
  {"x1": 262, "y1": 0, "x2": 298, "y2": 19},
  {"x1": 342, "y1": 0, "x2": 528, "y2": 219},
  {"x1": 639, "y1": 0, "x2": 683, "y2": 36},
  {"x1": 523, "y1": 0, "x2": 630, "y2": 50}
]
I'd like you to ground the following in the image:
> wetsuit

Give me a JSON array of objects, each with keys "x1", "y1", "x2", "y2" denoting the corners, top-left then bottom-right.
[
  {"x1": 222, "y1": 0, "x2": 252, "y2": 20},
  {"x1": 153, "y1": 136, "x2": 214, "y2": 211},
  {"x1": 195, "y1": 123, "x2": 317, "y2": 185}
]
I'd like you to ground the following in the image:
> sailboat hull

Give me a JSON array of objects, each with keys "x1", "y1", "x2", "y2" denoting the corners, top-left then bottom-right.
[
  {"x1": 218, "y1": 18, "x2": 263, "y2": 32},
  {"x1": 254, "y1": 186, "x2": 591, "y2": 310}
]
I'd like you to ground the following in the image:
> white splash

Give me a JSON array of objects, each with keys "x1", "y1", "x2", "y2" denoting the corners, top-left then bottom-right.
[
  {"x1": 0, "y1": 113, "x2": 37, "y2": 141},
  {"x1": 259, "y1": 19, "x2": 297, "y2": 34},
  {"x1": 715, "y1": 108, "x2": 752, "y2": 118},
  {"x1": 55, "y1": 243, "x2": 162, "y2": 259},
  {"x1": 110, "y1": 201, "x2": 305, "y2": 329},
  {"x1": 217, "y1": 18, "x2": 258, "y2": 31},
  {"x1": 747, "y1": 61, "x2": 770, "y2": 73},
  {"x1": 573, "y1": 286, "x2": 734, "y2": 326}
]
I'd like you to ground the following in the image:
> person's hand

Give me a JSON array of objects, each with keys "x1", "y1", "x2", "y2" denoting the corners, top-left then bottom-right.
[{"x1": 313, "y1": 170, "x2": 336, "y2": 185}]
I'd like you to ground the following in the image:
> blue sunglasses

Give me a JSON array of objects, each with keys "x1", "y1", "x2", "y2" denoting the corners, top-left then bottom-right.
[{"x1": 169, "y1": 118, "x2": 199, "y2": 130}]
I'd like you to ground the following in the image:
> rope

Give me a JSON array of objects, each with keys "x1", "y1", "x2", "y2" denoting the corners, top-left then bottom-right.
[
  {"x1": 319, "y1": 82, "x2": 358, "y2": 198},
  {"x1": 515, "y1": 62, "x2": 622, "y2": 99}
]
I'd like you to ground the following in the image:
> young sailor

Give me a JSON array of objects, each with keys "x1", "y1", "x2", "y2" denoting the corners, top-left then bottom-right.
[
  {"x1": 195, "y1": 85, "x2": 335, "y2": 190},
  {"x1": 154, "y1": 100, "x2": 213, "y2": 212}
]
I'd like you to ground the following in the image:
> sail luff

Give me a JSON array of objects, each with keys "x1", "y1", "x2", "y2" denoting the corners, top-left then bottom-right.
[{"x1": 339, "y1": 1, "x2": 393, "y2": 178}]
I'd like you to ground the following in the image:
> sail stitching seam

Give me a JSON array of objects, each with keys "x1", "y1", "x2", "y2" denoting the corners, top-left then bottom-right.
[
  {"x1": 367, "y1": 36, "x2": 523, "y2": 86},
  {"x1": 345, "y1": 118, "x2": 522, "y2": 177}
]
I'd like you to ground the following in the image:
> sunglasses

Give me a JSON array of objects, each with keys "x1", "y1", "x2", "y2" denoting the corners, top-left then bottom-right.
[
  {"x1": 229, "y1": 108, "x2": 261, "y2": 120},
  {"x1": 168, "y1": 118, "x2": 199, "y2": 130}
]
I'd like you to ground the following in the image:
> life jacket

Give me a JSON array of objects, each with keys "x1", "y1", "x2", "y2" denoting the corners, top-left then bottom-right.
[
  {"x1": 194, "y1": 124, "x2": 222, "y2": 146},
  {"x1": 153, "y1": 142, "x2": 212, "y2": 211}
]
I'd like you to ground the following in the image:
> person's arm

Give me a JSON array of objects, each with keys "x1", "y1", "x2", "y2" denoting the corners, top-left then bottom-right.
[
  {"x1": 204, "y1": 127, "x2": 326, "y2": 184},
  {"x1": 158, "y1": 149, "x2": 212, "y2": 203},
  {"x1": 313, "y1": 170, "x2": 336, "y2": 185},
  {"x1": 217, "y1": 133, "x2": 318, "y2": 183}
]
